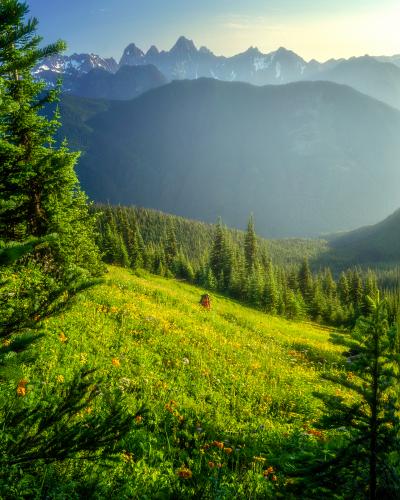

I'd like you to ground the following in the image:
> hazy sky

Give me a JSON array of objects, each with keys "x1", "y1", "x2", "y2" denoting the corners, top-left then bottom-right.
[{"x1": 27, "y1": 0, "x2": 400, "y2": 61}]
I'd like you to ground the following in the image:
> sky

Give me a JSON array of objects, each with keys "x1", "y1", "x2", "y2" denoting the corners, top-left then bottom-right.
[{"x1": 27, "y1": 0, "x2": 400, "y2": 62}]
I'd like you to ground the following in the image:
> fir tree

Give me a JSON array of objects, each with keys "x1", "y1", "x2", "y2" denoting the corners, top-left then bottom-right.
[
  {"x1": 264, "y1": 260, "x2": 279, "y2": 314},
  {"x1": 0, "y1": 0, "x2": 101, "y2": 274},
  {"x1": 294, "y1": 296, "x2": 400, "y2": 498},
  {"x1": 210, "y1": 218, "x2": 232, "y2": 290},
  {"x1": 244, "y1": 213, "x2": 257, "y2": 272},
  {"x1": 338, "y1": 271, "x2": 351, "y2": 304},
  {"x1": 351, "y1": 269, "x2": 364, "y2": 311},
  {"x1": 0, "y1": 3, "x2": 133, "y2": 493},
  {"x1": 164, "y1": 222, "x2": 178, "y2": 271},
  {"x1": 298, "y1": 258, "x2": 314, "y2": 305}
]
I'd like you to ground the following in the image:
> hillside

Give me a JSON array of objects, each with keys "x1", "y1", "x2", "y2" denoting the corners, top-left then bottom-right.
[
  {"x1": 58, "y1": 78, "x2": 400, "y2": 237},
  {"x1": 306, "y1": 56, "x2": 400, "y2": 109},
  {"x1": 99, "y1": 204, "x2": 329, "y2": 267},
  {"x1": 28, "y1": 266, "x2": 349, "y2": 497},
  {"x1": 70, "y1": 64, "x2": 167, "y2": 100},
  {"x1": 329, "y1": 207, "x2": 400, "y2": 264}
]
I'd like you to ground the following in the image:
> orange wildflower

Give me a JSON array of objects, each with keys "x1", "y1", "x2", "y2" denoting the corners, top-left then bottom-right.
[
  {"x1": 208, "y1": 461, "x2": 215, "y2": 468},
  {"x1": 17, "y1": 378, "x2": 28, "y2": 397},
  {"x1": 176, "y1": 467, "x2": 192, "y2": 479},
  {"x1": 307, "y1": 428, "x2": 325, "y2": 440},
  {"x1": 135, "y1": 415, "x2": 143, "y2": 424},
  {"x1": 59, "y1": 332, "x2": 68, "y2": 343},
  {"x1": 112, "y1": 358, "x2": 121, "y2": 367},
  {"x1": 264, "y1": 466, "x2": 275, "y2": 476},
  {"x1": 212, "y1": 441, "x2": 224, "y2": 449},
  {"x1": 224, "y1": 447, "x2": 233, "y2": 454}
]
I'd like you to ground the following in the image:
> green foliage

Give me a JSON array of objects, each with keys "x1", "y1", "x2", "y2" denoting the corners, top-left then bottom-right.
[
  {"x1": 95, "y1": 205, "x2": 387, "y2": 329},
  {"x1": 292, "y1": 296, "x2": 400, "y2": 498},
  {"x1": 0, "y1": 3, "x2": 129, "y2": 496},
  {"x1": 244, "y1": 214, "x2": 257, "y2": 272},
  {"x1": 2, "y1": 265, "x2": 356, "y2": 498}
]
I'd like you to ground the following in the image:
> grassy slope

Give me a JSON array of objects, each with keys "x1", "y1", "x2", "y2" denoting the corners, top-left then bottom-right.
[{"x1": 29, "y1": 267, "x2": 352, "y2": 498}]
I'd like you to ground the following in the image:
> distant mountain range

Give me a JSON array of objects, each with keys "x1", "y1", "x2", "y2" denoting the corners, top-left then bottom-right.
[
  {"x1": 34, "y1": 37, "x2": 400, "y2": 108},
  {"x1": 54, "y1": 78, "x2": 400, "y2": 238}
]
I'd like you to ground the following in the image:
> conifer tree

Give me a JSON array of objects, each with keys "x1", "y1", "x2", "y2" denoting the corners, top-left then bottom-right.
[
  {"x1": 244, "y1": 214, "x2": 257, "y2": 272},
  {"x1": 0, "y1": 3, "x2": 133, "y2": 493},
  {"x1": 295, "y1": 296, "x2": 400, "y2": 498},
  {"x1": 322, "y1": 268, "x2": 337, "y2": 299},
  {"x1": 264, "y1": 260, "x2": 279, "y2": 314},
  {"x1": 164, "y1": 222, "x2": 178, "y2": 270},
  {"x1": 128, "y1": 228, "x2": 144, "y2": 269},
  {"x1": 338, "y1": 271, "x2": 351, "y2": 304},
  {"x1": 228, "y1": 251, "x2": 246, "y2": 299},
  {"x1": 351, "y1": 270, "x2": 364, "y2": 311},
  {"x1": 0, "y1": 0, "x2": 101, "y2": 274},
  {"x1": 298, "y1": 258, "x2": 314, "y2": 305},
  {"x1": 210, "y1": 218, "x2": 232, "y2": 290}
]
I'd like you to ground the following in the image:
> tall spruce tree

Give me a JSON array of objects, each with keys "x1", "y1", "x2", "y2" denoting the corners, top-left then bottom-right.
[
  {"x1": 165, "y1": 222, "x2": 178, "y2": 270},
  {"x1": 0, "y1": 3, "x2": 134, "y2": 495},
  {"x1": 0, "y1": 0, "x2": 101, "y2": 274},
  {"x1": 210, "y1": 217, "x2": 232, "y2": 289},
  {"x1": 293, "y1": 296, "x2": 400, "y2": 498},
  {"x1": 298, "y1": 258, "x2": 314, "y2": 304},
  {"x1": 244, "y1": 213, "x2": 257, "y2": 272}
]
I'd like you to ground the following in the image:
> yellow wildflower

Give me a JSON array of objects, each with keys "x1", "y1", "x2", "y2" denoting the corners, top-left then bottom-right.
[
  {"x1": 112, "y1": 358, "x2": 121, "y2": 367},
  {"x1": 122, "y1": 451, "x2": 134, "y2": 463},
  {"x1": 56, "y1": 374, "x2": 65, "y2": 383}
]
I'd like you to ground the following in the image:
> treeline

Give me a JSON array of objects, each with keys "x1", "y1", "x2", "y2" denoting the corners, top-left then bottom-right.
[
  {"x1": 96, "y1": 205, "x2": 385, "y2": 327},
  {"x1": 94, "y1": 204, "x2": 328, "y2": 266}
]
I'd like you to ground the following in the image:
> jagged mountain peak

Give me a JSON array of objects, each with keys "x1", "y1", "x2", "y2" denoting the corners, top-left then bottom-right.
[
  {"x1": 170, "y1": 36, "x2": 197, "y2": 54},
  {"x1": 121, "y1": 43, "x2": 145, "y2": 58},
  {"x1": 242, "y1": 46, "x2": 263, "y2": 56},
  {"x1": 146, "y1": 45, "x2": 159, "y2": 57}
]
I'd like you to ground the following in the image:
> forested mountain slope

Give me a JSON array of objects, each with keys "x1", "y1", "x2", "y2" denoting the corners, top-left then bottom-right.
[
  {"x1": 329, "y1": 208, "x2": 400, "y2": 264},
  {"x1": 57, "y1": 78, "x2": 400, "y2": 237}
]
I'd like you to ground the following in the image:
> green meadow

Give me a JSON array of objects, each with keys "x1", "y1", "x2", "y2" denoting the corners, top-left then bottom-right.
[{"x1": 16, "y1": 266, "x2": 354, "y2": 498}]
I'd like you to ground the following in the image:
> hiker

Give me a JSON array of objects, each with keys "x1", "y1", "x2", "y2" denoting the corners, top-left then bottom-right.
[{"x1": 200, "y1": 294, "x2": 211, "y2": 310}]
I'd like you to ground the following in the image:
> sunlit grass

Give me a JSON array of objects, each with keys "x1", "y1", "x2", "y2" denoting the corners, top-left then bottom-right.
[{"x1": 23, "y1": 266, "x2": 352, "y2": 498}]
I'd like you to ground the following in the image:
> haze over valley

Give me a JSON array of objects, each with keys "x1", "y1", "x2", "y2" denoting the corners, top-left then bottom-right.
[{"x1": 36, "y1": 36, "x2": 400, "y2": 238}]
